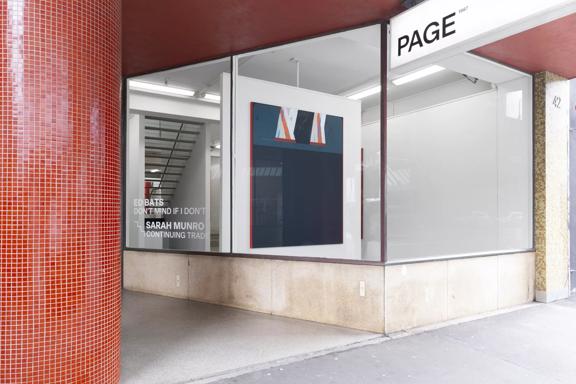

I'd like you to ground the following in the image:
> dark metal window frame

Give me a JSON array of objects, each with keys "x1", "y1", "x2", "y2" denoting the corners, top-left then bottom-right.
[{"x1": 121, "y1": 20, "x2": 536, "y2": 267}]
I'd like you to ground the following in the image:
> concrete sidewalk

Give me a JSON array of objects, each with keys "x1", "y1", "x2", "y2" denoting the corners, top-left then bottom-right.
[
  {"x1": 217, "y1": 297, "x2": 576, "y2": 384},
  {"x1": 121, "y1": 291, "x2": 377, "y2": 384}
]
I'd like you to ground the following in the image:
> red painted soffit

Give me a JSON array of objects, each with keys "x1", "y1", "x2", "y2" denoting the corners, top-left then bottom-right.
[
  {"x1": 123, "y1": 2, "x2": 576, "y2": 80},
  {"x1": 475, "y1": 12, "x2": 576, "y2": 79},
  {"x1": 122, "y1": 0, "x2": 404, "y2": 77}
]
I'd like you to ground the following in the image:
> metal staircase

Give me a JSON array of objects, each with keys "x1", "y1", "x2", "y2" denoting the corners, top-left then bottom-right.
[{"x1": 144, "y1": 115, "x2": 202, "y2": 205}]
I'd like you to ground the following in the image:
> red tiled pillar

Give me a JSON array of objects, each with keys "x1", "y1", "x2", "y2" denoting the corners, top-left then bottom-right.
[{"x1": 0, "y1": 1, "x2": 122, "y2": 383}]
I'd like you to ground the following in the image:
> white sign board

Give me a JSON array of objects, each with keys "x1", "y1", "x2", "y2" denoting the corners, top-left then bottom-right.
[{"x1": 390, "y1": 0, "x2": 576, "y2": 73}]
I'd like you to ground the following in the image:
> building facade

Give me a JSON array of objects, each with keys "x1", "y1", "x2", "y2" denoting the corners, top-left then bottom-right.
[{"x1": 1, "y1": 0, "x2": 575, "y2": 382}]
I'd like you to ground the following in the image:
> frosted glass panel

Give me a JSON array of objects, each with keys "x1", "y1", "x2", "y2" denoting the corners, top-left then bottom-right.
[
  {"x1": 387, "y1": 80, "x2": 532, "y2": 262},
  {"x1": 496, "y1": 78, "x2": 533, "y2": 250}
]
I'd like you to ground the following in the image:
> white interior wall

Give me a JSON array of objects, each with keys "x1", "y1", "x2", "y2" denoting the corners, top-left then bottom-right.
[
  {"x1": 362, "y1": 104, "x2": 386, "y2": 126},
  {"x1": 361, "y1": 121, "x2": 381, "y2": 261},
  {"x1": 385, "y1": 73, "x2": 533, "y2": 262},
  {"x1": 391, "y1": 77, "x2": 494, "y2": 116},
  {"x1": 359, "y1": 77, "x2": 494, "y2": 261},
  {"x1": 362, "y1": 77, "x2": 493, "y2": 123},
  {"x1": 219, "y1": 73, "x2": 232, "y2": 252},
  {"x1": 166, "y1": 128, "x2": 211, "y2": 251},
  {"x1": 387, "y1": 91, "x2": 500, "y2": 261},
  {"x1": 210, "y1": 155, "x2": 221, "y2": 238},
  {"x1": 208, "y1": 121, "x2": 222, "y2": 244},
  {"x1": 126, "y1": 113, "x2": 145, "y2": 248},
  {"x1": 496, "y1": 77, "x2": 534, "y2": 249},
  {"x1": 360, "y1": 73, "x2": 532, "y2": 262}
]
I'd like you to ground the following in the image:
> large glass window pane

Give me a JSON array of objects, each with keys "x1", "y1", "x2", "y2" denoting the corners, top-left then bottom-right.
[
  {"x1": 386, "y1": 53, "x2": 533, "y2": 262},
  {"x1": 232, "y1": 25, "x2": 382, "y2": 261},
  {"x1": 125, "y1": 58, "x2": 231, "y2": 252}
]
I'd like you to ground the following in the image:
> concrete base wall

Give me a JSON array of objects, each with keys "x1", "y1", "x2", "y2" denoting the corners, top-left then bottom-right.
[
  {"x1": 384, "y1": 252, "x2": 535, "y2": 333},
  {"x1": 123, "y1": 251, "x2": 385, "y2": 333},
  {"x1": 123, "y1": 251, "x2": 535, "y2": 334}
]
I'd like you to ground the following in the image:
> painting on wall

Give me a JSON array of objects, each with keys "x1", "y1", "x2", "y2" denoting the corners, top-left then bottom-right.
[{"x1": 250, "y1": 102, "x2": 343, "y2": 248}]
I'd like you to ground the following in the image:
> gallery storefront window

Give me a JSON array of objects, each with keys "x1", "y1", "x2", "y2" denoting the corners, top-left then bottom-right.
[{"x1": 124, "y1": 22, "x2": 534, "y2": 264}]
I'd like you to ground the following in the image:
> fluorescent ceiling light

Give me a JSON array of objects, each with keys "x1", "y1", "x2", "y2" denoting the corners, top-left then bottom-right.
[
  {"x1": 348, "y1": 85, "x2": 381, "y2": 100},
  {"x1": 203, "y1": 93, "x2": 221, "y2": 102},
  {"x1": 392, "y1": 65, "x2": 445, "y2": 86},
  {"x1": 130, "y1": 80, "x2": 195, "y2": 97},
  {"x1": 147, "y1": 169, "x2": 161, "y2": 173}
]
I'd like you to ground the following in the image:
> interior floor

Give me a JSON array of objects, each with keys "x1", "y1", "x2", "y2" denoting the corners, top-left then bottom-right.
[{"x1": 121, "y1": 291, "x2": 378, "y2": 384}]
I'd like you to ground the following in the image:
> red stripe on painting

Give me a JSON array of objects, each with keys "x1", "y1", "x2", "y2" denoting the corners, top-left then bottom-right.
[
  {"x1": 317, "y1": 113, "x2": 323, "y2": 144},
  {"x1": 279, "y1": 108, "x2": 292, "y2": 140}
]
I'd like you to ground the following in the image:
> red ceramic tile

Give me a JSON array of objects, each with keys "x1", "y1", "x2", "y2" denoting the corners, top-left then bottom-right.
[{"x1": 0, "y1": 1, "x2": 121, "y2": 383}]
